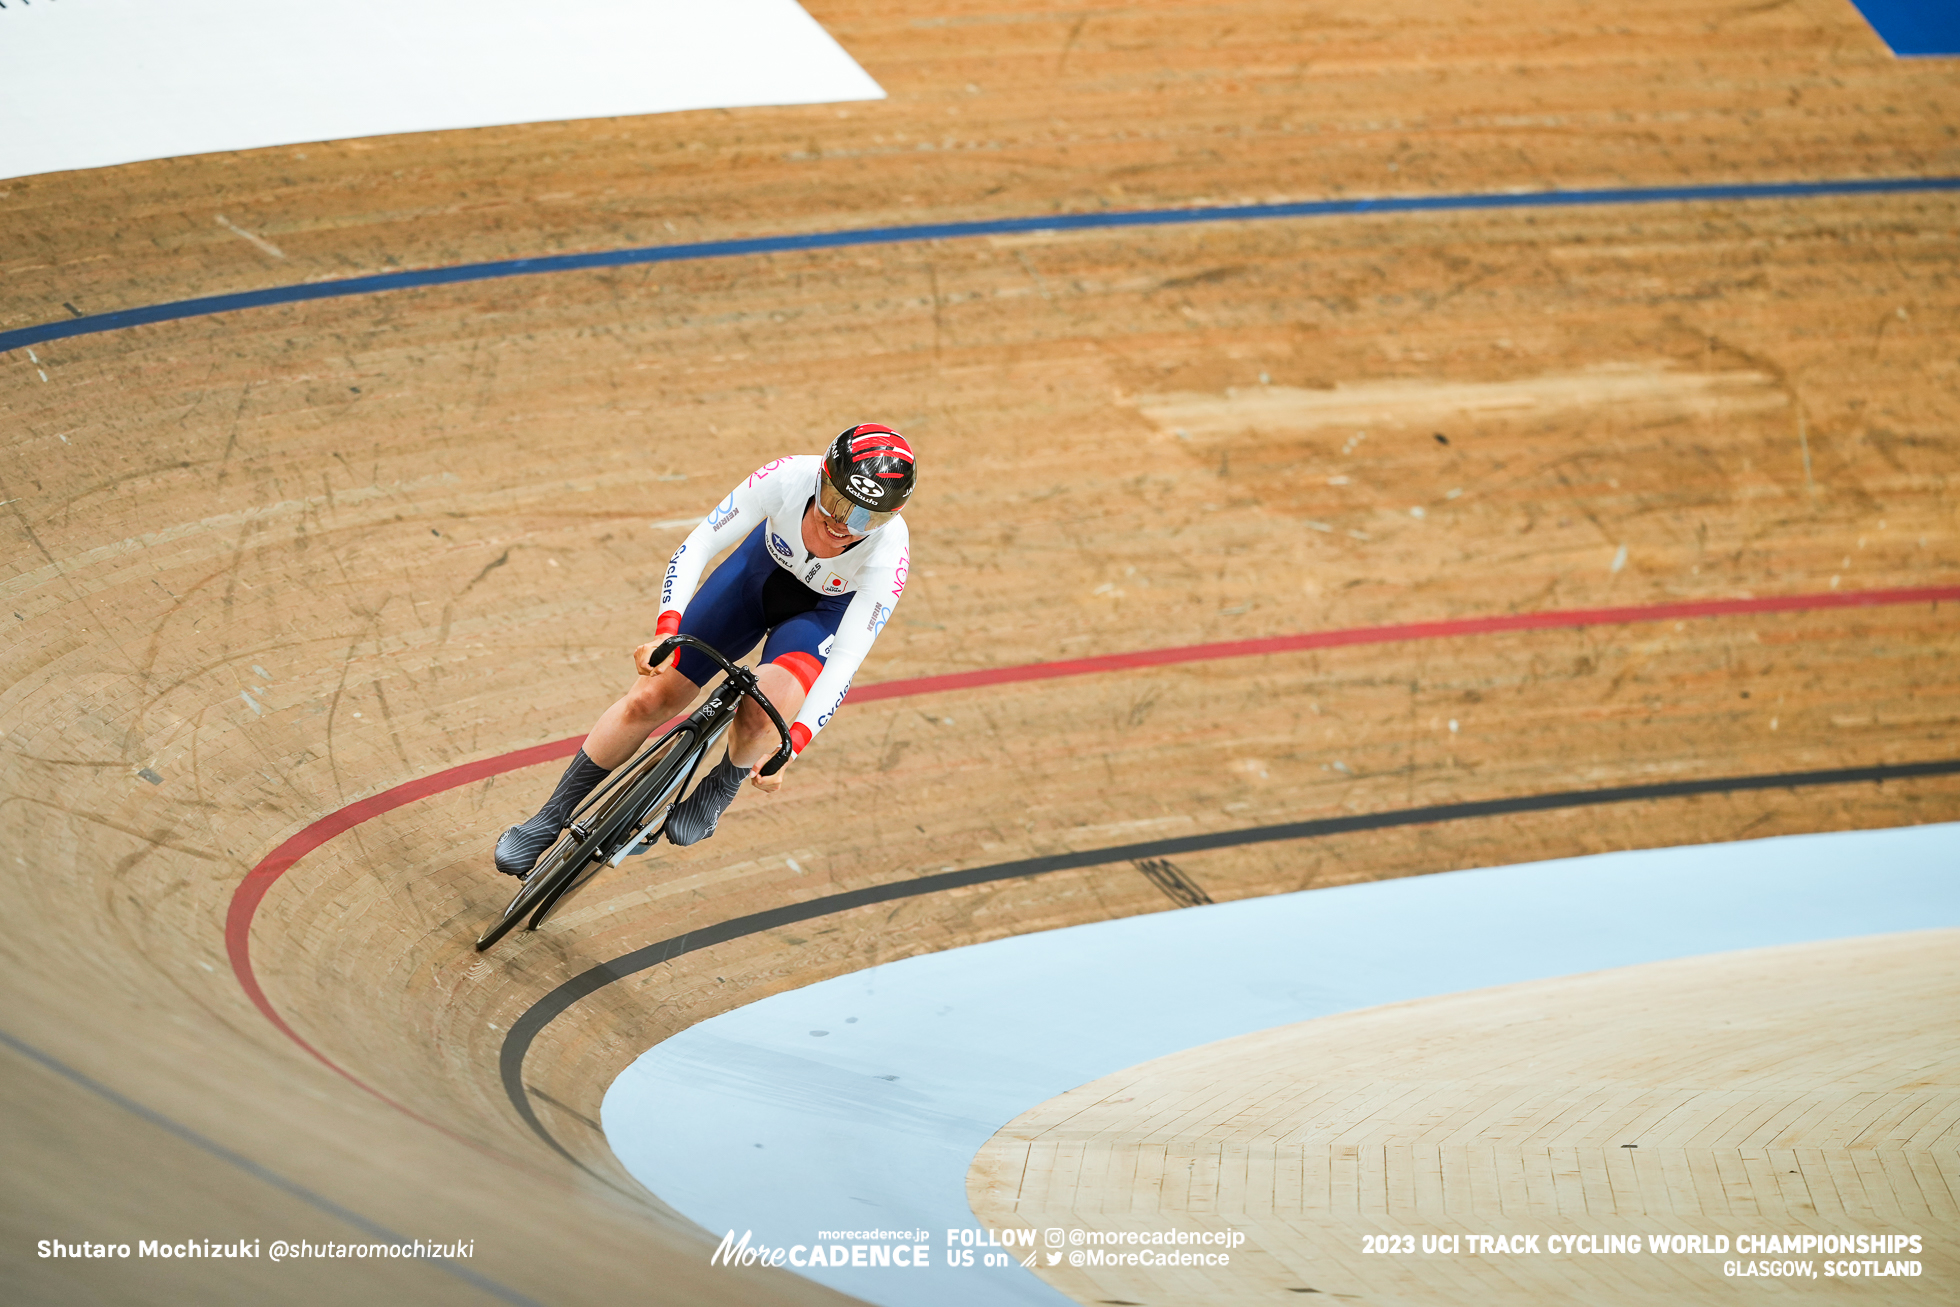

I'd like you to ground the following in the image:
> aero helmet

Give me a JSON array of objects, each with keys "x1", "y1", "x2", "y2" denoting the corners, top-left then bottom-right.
[{"x1": 819, "y1": 423, "x2": 916, "y2": 532}]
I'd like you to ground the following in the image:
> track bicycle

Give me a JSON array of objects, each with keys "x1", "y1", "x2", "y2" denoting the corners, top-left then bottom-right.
[{"x1": 475, "y1": 635, "x2": 793, "y2": 951}]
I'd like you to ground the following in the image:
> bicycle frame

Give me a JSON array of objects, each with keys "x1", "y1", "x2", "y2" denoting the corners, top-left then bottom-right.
[{"x1": 474, "y1": 635, "x2": 794, "y2": 951}]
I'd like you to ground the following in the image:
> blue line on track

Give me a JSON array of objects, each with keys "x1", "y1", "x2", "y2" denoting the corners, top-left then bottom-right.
[
  {"x1": 0, "y1": 1026, "x2": 544, "y2": 1307},
  {"x1": 5, "y1": 175, "x2": 1958, "y2": 356}
]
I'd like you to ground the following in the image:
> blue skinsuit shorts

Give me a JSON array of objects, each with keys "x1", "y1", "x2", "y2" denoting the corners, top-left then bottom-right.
[{"x1": 673, "y1": 522, "x2": 852, "y2": 688}]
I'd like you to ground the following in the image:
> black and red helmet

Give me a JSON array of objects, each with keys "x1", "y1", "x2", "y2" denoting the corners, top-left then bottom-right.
[{"x1": 822, "y1": 423, "x2": 917, "y2": 520}]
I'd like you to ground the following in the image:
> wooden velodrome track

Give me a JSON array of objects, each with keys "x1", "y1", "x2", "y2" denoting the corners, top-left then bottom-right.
[{"x1": 4, "y1": 1, "x2": 1957, "y2": 1304}]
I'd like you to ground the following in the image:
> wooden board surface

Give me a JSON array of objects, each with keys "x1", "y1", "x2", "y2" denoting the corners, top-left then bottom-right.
[
  {"x1": 969, "y1": 929, "x2": 1960, "y2": 1305},
  {"x1": 2, "y1": 1, "x2": 1956, "y2": 1303}
]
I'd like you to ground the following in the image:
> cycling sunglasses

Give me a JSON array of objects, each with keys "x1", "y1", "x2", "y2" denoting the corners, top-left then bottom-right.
[{"x1": 816, "y1": 476, "x2": 898, "y2": 535}]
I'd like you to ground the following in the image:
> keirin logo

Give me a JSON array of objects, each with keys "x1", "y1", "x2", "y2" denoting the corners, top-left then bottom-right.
[{"x1": 708, "y1": 494, "x2": 739, "y2": 528}]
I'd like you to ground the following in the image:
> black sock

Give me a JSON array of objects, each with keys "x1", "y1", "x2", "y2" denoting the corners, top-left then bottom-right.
[
  {"x1": 495, "y1": 749, "x2": 613, "y2": 876},
  {"x1": 703, "y1": 754, "x2": 746, "y2": 791},
  {"x1": 536, "y1": 749, "x2": 612, "y2": 827},
  {"x1": 664, "y1": 754, "x2": 747, "y2": 847}
]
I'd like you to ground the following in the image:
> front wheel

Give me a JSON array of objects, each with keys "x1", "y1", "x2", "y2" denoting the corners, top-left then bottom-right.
[
  {"x1": 474, "y1": 722, "x2": 709, "y2": 951},
  {"x1": 521, "y1": 732, "x2": 710, "y2": 931},
  {"x1": 475, "y1": 830, "x2": 594, "y2": 951}
]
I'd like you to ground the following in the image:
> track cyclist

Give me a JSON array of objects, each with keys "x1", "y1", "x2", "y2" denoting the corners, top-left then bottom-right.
[{"x1": 494, "y1": 424, "x2": 916, "y2": 877}]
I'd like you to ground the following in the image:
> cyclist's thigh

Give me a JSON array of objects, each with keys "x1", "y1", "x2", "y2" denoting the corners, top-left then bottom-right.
[
  {"x1": 758, "y1": 593, "x2": 853, "y2": 694},
  {"x1": 674, "y1": 524, "x2": 774, "y2": 683}
]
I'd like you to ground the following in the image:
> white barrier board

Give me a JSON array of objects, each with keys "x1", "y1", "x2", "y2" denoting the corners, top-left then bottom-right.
[{"x1": 0, "y1": 0, "x2": 883, "y2": 182}]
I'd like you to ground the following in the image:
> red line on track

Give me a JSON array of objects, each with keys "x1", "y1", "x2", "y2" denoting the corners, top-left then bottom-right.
[
  {"x1": 224, "y1": 738, "x2": 577, "y2": 1075},
  {"x1": 847, "y1": 584, "x2": 1960, "y2": 701},
  {"x1": 223, "y1": 738, "x2": 592, "y2": 1163},
  {"x1": 224, "y1": 584, "x2": 1959, "y2": 1122}
]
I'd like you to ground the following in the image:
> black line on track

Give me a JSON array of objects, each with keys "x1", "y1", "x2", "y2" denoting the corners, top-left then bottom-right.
[{"x1": 499, "y1": 756, "x2": 1960, "y2": 1166}]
